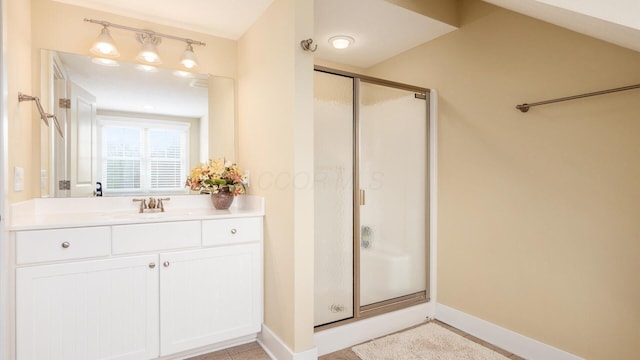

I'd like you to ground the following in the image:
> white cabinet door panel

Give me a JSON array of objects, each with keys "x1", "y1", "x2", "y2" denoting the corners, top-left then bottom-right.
[
  {"x1": 160, "y1": 244, "x2": 261, "y2": 356},
  {"x1": 16, "y1": 255, "x2": 159, "y2": 360}
]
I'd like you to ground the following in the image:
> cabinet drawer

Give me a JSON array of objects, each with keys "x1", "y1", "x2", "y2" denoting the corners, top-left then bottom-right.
[
  {"x1": 202, "y1": 217, "x2": 262, "y2": 246},
  {"x1": 112, "y1": 221, "x2": 201, "y2": 254},
  {"x1": 16, "y1": 227, "x2": 111, "y2": 264}
]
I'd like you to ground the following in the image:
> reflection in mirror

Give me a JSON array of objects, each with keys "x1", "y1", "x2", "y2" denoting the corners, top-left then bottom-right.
[{"x1": 40, "y1": 49, "x2": 232, "y2": 198}]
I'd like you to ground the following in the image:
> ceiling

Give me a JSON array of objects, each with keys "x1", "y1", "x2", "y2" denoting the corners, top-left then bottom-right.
[
  {"x1": 52, "y1": 0, "x2": 274, "y2": 39},
  {"x1": 313, "y1": 0, "x2": 457, "y2": 68},
  {"x1": 55, "y1": 0, "x2": 457, "y2": 69},
  {"x1": 54, "y1": 0, "x2": 639, "y2": 68},
  {"x1": 483, "y1": 0, "x2": 640, "y2": 53}
]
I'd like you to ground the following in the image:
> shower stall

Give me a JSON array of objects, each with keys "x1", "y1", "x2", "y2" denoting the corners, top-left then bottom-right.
[{"x1": 314, "y1": 68, "x2": 429, "y2": 328}]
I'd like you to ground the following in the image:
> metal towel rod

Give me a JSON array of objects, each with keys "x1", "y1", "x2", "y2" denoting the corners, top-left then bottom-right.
[
  {"x1": 18, "y1": 92, "x2": 63, "y2": 137},
  {"x1": 516, "y1": 83, "x2": 640, "y2": 112}
]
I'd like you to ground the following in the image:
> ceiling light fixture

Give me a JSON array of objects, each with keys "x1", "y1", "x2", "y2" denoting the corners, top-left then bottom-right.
[
  {"x1": 89, "y1": 26, "x2": 120, "y2": 58},
  {"x1": 329, "y1": 35, "x2": 354, "y2": 49},
  {"x1": 85, "y1": 18, "x2": 206, "y2": 69}
]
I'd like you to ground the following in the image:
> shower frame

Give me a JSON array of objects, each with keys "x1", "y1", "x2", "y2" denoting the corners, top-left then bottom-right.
[{"x1": 314, "y1": 66, "x2": 431, "y2": 331}]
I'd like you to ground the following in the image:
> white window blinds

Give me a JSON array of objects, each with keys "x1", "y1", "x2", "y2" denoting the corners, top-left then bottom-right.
[{"x1": 100, "y1": 118, "x2": 189, "y2": 194}]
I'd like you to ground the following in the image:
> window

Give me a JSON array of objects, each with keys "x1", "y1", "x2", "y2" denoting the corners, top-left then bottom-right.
[{"x1": 99, "y1": 117, "x2": 189, "y2": 194}]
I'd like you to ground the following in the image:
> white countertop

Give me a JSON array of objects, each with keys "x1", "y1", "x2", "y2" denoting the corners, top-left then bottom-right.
[{"x1": 10, "y1": 195, "x2": 264, "y2": 231}]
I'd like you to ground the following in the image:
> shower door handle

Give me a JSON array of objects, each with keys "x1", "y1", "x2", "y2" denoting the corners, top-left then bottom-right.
[{"x1": 359, "y1": 189, "x2": 365, "y2": 206}]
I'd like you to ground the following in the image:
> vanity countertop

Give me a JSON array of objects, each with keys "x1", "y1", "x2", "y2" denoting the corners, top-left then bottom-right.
[{"x1": 9, "y1": 195, "x2": 264, "y2": 231}]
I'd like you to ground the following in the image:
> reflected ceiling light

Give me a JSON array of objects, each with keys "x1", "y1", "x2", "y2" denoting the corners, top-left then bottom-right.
[
  {"x1": 173, "y1": 70, "x2": 193, "y2": 78},
  {"x1": 329, "y1": 35, "x2": 354, "y2": 49},
  {"x1": 89, "y1": 26, "x2": 120, "y2": 58},
  {"x1": 91, "y1": 57, "x2": 120, "y2": 67},
  {"x1": 136, "y1": 64, "x2": 159, "y2": 72},
  {"x1": 180, "y1": 42, "x2": 199, "y2": 69},
  {"x1": 136, "y1": 33, "x2": 162, "y2": 65}
]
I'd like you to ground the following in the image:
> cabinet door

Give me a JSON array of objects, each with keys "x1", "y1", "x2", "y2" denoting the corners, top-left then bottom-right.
[
  {"x1": 160, "y1": 244, "x2": 261, "y2": 356},
  {"x1": 16, "y1": 255, "x2": 159, "y2": 360}
]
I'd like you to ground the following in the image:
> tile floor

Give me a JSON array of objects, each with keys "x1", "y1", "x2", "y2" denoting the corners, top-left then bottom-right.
[
  {"x1": 188, "y1": 320, "x2": 525, "y2": 360},
  {"x1": 187, "y1": 342, "x2": 270, "y2": 360}
]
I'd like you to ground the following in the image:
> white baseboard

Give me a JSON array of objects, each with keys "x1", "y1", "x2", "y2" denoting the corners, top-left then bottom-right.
[
  {"x1": 258, "y1": 324, "x2": 318, "y2": 360},
  {"x1": 160, "y1": 334, "x2": 257, "y2": 359},
  {"x1": 435, "y1": 303, "x2": 583, "y2": 360},
  {"x1": 314, "y1": 302, "x2": 435, "y2": 356}
]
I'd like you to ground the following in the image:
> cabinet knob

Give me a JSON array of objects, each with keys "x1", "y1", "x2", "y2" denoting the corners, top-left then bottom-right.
[
  {"x1": 149, "y1": 263, "x2": 156, "y2": 269},
  {"x1": 61, "y1": 241, "x2": 70, "y2": 249},
  {"x1": 231, "y1": 228, "x2": 237, "y2": 235},
  {"x1": 163, "y1": 261, "x2": 170, "y2": 267}
]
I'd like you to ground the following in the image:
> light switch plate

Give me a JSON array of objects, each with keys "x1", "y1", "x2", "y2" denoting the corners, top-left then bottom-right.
[{"x1": 14, "y1": 166, "x2": 24, "y2": 191}]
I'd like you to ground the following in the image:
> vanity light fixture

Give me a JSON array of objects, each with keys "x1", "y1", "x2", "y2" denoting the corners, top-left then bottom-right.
[
  {"x1": 180, "y1": 42, "x2": 198, "y2": 69},
  {"x1": 136, "y1": 33, "x2": 162, "y2": 65},
  {"x1": 84, "y1": 18, "x2": 206, "y2": 69},
  {"x1": 329, "y1": 35, "x2": 355, "y2": 49},
  {"x1": 89, "y1": 25, "x2": 120, "y2": 58}
]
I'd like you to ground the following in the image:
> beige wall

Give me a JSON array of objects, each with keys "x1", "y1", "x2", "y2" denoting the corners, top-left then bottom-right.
[
  {"x1": 238, "y1": 0, "x2": 315, "y2": 352},
  {"x1": 30, "y1": 0, "x2": 236, "y2": 78},
  {"x1": 10, "y1": 0, "x2": 238, "y2": 201},
  {"x1": 384, "y1": 0, "x2": 459, "y2": 27},
  {"x1": 368, "y1": 1, "x2": 640, "y2": 359},
  {"x1": 7, "y1": 0, "x2": 35, "y2": 204},
  {"x1": 314, "y1": 58, "x2": 367, "y2": 75}
]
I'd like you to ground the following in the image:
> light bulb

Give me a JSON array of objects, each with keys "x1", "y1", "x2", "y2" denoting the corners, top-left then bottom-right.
[
  {"x1": 90, "y1": 27, "x2": 120, "y2": 58},
  {"x1": 180, "y1": 43, "x2": 198, "y2": 69},
  {"x1": 135, "y1": 33, "x2": 162, "y2": 65},
  {"x1": 329, "y1": 36, "x2": 355, "y2": 49}
]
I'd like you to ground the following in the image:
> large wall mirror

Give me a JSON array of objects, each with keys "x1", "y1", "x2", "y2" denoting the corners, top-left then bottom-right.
[{"x1": 40, "y1": 49, "x2": 235, "y2": 198}]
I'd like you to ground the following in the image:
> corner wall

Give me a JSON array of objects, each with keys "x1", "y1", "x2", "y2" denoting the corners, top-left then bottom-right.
[
  {"x1": 238, "y1": 0, "x2": 315, "y2": 354},
  {"x1": 367, "y1": 1, "x2": 640, "y2": 358}
]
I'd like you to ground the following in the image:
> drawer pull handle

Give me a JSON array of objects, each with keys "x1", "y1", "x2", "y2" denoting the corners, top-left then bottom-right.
[
  {"x1": 231, "y1": 229, "x2": 237, "y2": 235},
  {"x1": 61, "y1": 242, "x2": 70, "y2": 249},
  {"x1": 149, "y1": 263, "x2": 156, "y2": 269},
  {"x1": 163, "y1": 261, "x2": 170, "y2": 267}
]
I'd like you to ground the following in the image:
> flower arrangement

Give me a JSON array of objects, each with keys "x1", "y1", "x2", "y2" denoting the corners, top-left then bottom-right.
[{"x1": 185, "y1": 158, "x2": 246, "y2": 195}]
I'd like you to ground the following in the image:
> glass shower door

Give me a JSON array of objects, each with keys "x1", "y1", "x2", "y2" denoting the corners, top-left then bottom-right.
[
  {"x1": 358, "y1": 80, "x2": 428, "y2": 307},
  {"x1": 314, "y1": 71, "x2": 354, "y2": 326}
]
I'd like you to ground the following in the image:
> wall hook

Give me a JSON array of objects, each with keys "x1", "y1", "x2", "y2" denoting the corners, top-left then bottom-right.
[{"x1": 300, "y1": 38, "x2": 317, "y2": 52}]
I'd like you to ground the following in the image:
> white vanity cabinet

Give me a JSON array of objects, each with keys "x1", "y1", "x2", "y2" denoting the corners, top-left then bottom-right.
[
  {"x1": 160, "y1": 243, "x2": 261, "y2": 355},
  {"x1": 16, "y1": 254, "x2": 160, "y2": 360},
  {"x1": 12, "y1": 211, "x2": 264, "y2": 360}
]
